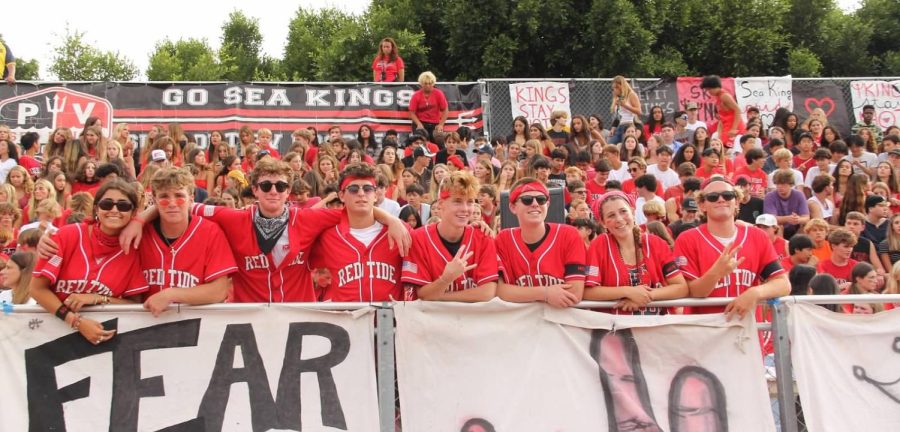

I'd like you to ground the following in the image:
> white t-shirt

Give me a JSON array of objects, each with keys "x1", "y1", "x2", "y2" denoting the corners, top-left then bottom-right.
[
  {"x1": 350, "y1": 222, "x2": 384, "y2": 247},
  {"x1": 378, "y1": 198, "x2": 402, "y2": 218},
  {"x1": 804, "y1": 164, "x2": 836, "y2": 189},
  {"x1": 0, "y1": 159, "x2": 17, "y2": 183},
  {"x1": 686, "y1": 120, "x2": 708, "y2": 133},
  {"x1": 843, "y1": 152, "x2": 879, "y2": 174},
  {"x1": 607, "y1": 164, "x2": 631, "y2": 183},
  {"x1": 646, "y1": 164, "x2": 681, "y2": 190}
]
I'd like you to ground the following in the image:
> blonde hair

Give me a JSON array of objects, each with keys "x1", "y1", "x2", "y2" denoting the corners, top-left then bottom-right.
[
  {"x1": 803, "y1": 217, "x2": 829, "y2": 234},
  {"x1": 886, "y1": 260, "x2": 900, "y2": 295},
  {"x1": 27, "y1": 179, "x2": 58, "y2": 221},
  {"x1": 886, "y1": 213, "x2": 900, "y2": 253},
  {"x1": 101, "y1": 140, "x2": 123, "y2": 163},
  {"x1": 418, "y1": 71, "x2": 437, "y2": 86},
  {"x1": 610, "y1": 76, "x2": 635, "y2": 113},
  {"x1": 8, "y1": 165, "x2": 34, "y2": 194},
  {"x1": 642, "y1": 200, "x2": 666, "y2": 218},
  {"x1": 773, "y1": 148, "x2": 793, "y2": 162},
  {"x1": 257, "y1": 128, "x2": 273, "y2": 138},
  {"x1": 35, "y1": 198, "x2": 61, "y2": 219},
  {"x1": 150, "y1": 167, "x2": 195, "y2": 195},
  {"x1": 439, "y1": 170, "x2": 479, "y2": 200}
]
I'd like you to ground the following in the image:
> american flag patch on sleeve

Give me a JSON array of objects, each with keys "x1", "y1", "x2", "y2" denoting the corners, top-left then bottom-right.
[
  {"x1": 204, "y1": 205, "x2": 215, "y2": 217},
  {"x1": 402, "y1": 261, "x2": 418, "y2": 274},
  {"x1": 48, "y1": 255, "x2": 62, "y2": 267},
  {"x1": 586, "y1": 265, "x2": 599, "y2": 277}
]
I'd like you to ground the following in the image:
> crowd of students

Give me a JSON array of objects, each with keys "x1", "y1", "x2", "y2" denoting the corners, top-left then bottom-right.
[{"x1": 0, "y1": 72, "x2": 896, "y2": 345}]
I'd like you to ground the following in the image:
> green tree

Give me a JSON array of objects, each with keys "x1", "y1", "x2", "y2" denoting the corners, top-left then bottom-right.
[
  {"x1": 15, "y1": 58, "x2": 40, "y2": 80},
  {"x1": 815, "y1": 10, "x2": 874, "y2": 76},
  {"x1": 146, "y1": 38, "x2": 228, "y2": 81},
  {"x1": 787, "y1": 46, "x2": 823, "y2": 77},
  {"x1": 283, "y1": 7, "x2": 356, "y2": 80},
  {"x1": 786, "y1": 0, "x2": 834, "y2": 52},
  {"x1": 49, "y1": 27, "x2": 138, "y2": 81},
  {"x1": 220, "y1": 11, "x2": 263, "y2": 81},
  {"x1": 857, "y1": 0, "x2": 900, "y2": 74},
  {"x1": 584, "y1": 0, "x2": 655, "y2": 77}
]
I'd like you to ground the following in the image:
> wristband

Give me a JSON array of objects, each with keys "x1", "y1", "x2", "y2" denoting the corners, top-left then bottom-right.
[
  {"x1": 55, "y1": 304, "x2": 71, "y2": 321},
  {"x1": 70, "y1": 314, "x2": 82, "y2": 330},
  {"x1": 131, "y1": 216, "x2": 146, "y2": 225}
]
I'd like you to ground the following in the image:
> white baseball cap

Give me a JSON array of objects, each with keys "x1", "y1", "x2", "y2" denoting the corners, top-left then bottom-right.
[
  {"x1": 755, "y1": 214, "x2": 777, "y2": 227},
  {"x1": 151, "y1": 149, "x2": 167, "y2": 162}
]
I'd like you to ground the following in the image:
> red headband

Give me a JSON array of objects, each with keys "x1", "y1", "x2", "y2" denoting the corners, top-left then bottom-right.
[
  {"x1": 597, "y1": 190, "x2": 634, "y2": 208},
  {"x1": 509, "y1": 182, "x2": 549, "y2": 204},
  {"x1": 341, "y1": 176, "x2": 376, "y2": 190},
  {"x1": 439, "y1": 189, "x2": 452, "y2": 200}
]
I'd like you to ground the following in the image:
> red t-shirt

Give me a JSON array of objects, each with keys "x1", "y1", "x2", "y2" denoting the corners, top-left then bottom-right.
[
  {"x1": 33, "y1": 223, "x2": 149, "y2": 301},
  {"x1": 816, "y1": 259, "x2": 858, "y2": 286},
  {"x1": 793, "y1": 155, "x2": 816, "y2": 177},
  {"x1": 18, "y1": 155, "x2": 42, "y2": 178},
  {"x1": 733, "y1": 166, "x2": 768, "y2": 197},
  {"x1": 372, "y1": 55, "x2": 405, "y2": 82},
  {"x1": 408, "y1": 88, "x2": 448, "y2": 124}
]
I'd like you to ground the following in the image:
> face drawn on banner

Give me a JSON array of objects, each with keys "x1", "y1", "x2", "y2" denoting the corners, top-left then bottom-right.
[
  {"x1": 849, "y1": 80, "x2": 900, "y2": 129},
  {"x1": 734, "y1": 76, "x2": 793, "y2": 128},
  {"x1": 634, "y1": 79, "x2": 679, "y2": 118},
  {"x1": 852, "y1": 336, "x2": 900, "y2": 404},
  {"x1": 508, "y1": 81, "x2": 571, "y2": 129},
  {"x1": 792, "y1": 80, "x2": 852, "y2": 137},
  {"x1": 676, "y1": 77, "x2": 737, "y2": 133}
]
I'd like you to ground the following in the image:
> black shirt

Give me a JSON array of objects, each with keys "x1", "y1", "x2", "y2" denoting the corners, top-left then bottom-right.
[{"x1": 737, "y1": 197, "x2": 764, "y2": 224}]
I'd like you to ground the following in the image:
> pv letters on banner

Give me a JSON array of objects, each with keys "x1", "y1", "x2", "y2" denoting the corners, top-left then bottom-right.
[
  {"x1": 395, "y1": 300, "x2": 776, "y2": 432},
  {"x1": 0, "y1": 306, "x2": 378, "y2": 431}
]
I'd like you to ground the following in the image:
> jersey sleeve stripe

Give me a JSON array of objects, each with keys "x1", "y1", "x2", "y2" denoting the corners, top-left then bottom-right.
[
  {"x1": 565, "y1": 274, "x2": 586, "y2": 281},
  {"x1": 476, "y1": 274, "x2": 499, "y2": 284},
  {"x1": 37, "y1": 269, "x2": 58, "y2": 284},
  {"x1": 680, "y1": 269, "x2": 699, "y2": 280},
  {"x1": 205, "y1": 266, "x2": 239, "y2": 282},
  {"x1": 123, "y1": 285, "x2": 150, "y2": 296}
]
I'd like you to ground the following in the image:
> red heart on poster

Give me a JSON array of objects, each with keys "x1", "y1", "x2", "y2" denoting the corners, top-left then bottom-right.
[{"x1": 805, "y1": 97, "x2": 835, "y2": 117}]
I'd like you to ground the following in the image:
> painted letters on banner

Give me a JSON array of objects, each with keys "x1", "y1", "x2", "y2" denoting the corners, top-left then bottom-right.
[
  {"x1": 734, "y1": 76, "x2": 793, "y2": 128},
  {"x1": 0, "y1": 82, "x2": 483, "y2": 152},
  {"x1": 395, "y1": 300, "x2": 775, "y2": 432},
  {"x1": 849, "y1": 80, "x2": 900, "y2": 129},
  {"x1": 789, "y1": 303, "x2": 900, "y2": 432},
  {"x1": 509, "y1": 81, "x2": 571, "y2": 129},
  {"x1": 676, "y1": 77, "x2": 736, "y2": 135},
  {"x1": 0, "y1": 306, "x2": 378, "y2": 431}
]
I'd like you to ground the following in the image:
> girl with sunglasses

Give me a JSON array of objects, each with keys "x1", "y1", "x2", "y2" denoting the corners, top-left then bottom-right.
[
  {"x1": 583, "y1": 191, "x2": 687, "y2": 314},
  {"x1": 673, "y1": 177, "x2": 790, "y2": 318},
  {"x1": 30, "y1": 180, "x2": 148, "y2": 345},
  {"x1": 495, "y1": 178, "x2": 586, "y2": 307}
]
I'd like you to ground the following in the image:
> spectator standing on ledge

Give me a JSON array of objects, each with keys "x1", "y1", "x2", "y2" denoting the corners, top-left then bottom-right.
[
  {"x1": 700, "y1": 75, "x2": 744, "y2": 147},
  {"x1": 0, "y1": 39, "x2": 15, "y2": 85},
  {"x1": 372, "y1": 37, "x2": 404, "y2": 82},
  {"x1": 408, "y1": 71, "x2": 448, "y2": 143}
]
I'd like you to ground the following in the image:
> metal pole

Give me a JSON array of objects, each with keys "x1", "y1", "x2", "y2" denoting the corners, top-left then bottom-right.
[
  {"x1": 771, "y1": 299, "x2": 799, "y2": 432},
  {"x1": 375, "y1": 304, "x2": 396, "y2": 432}
]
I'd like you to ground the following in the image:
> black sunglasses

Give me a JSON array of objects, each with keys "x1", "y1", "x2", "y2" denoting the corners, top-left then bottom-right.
[
  {"x1": 705, "y1": 191, "x2": 737, "y2": 202},
  {"x1": 344, "y1": 184, "x2": 376, "y2": 194},
  {"x1": 97, "y1": 199, "x2": 134, "y2": 212},
  {"x1": 518, "y1": 195, "x2": 548, "y2": 206},
  {"x1": 256, "y1": 180, "x2": 290, "y2": 193}
]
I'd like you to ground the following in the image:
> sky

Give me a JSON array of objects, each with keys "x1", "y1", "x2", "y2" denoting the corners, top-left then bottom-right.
[
  {"x1": 2, "y1": 0, "x2": 372, "y2": 79},
  {"x1": 3, "y1": 0, "x2": 862, "y2": 80}
]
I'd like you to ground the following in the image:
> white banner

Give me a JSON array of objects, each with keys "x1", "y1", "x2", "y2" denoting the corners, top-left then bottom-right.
[
  {"x1": 849, "y1": 80, "x2": 900, "y2": 130},
  {"x1": 395, "y1": 300, "x2": 774, "y2": 432},
  {"x1": 0, "y1": 305, "x2": 378, "y2": 431},
  {"x1": 509, "y1": 81, "x2": 571, "y2": 129},
  {"x1": 734, "y1": 76, "x2": 793, "y2": 128},
  {"x1": 789, "y1": 303, "x2": 900, "y2": 432}
]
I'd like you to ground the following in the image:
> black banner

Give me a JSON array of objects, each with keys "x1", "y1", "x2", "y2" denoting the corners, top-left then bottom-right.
[
  {"x1": 0, "y1": 82, "x2": 483, "y2": 153},
  {"x1": 789, "y1": 80, "x2": 853, "y2": 137}
]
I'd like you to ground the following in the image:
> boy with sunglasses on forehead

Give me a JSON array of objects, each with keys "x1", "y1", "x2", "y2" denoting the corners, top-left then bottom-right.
[
  {"x1": 39, "y1": 169, "x2": 239, "y2": 315},
  {"x1": 121, "y1": 158, "x2": 411, "y2": 303},
  {"x1": 307, "y1": 163, "x2": 410, "y2": 302},
  {"x1": 495, "y1": 178, "x2": 585, "y2": 307},
  {"x1": 673, "y1": 177, "x2": 790, "y2": 319}
]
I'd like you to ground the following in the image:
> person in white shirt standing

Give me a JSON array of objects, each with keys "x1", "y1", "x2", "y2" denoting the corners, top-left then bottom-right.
[{"x1": 684, "y1": 102, "x2": 707, "y2": 133}]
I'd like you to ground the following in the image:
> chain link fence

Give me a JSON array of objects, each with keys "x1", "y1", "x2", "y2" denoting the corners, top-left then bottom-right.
[{"x1": 480, "y1": 77, "x2": 894, "y2": 142}]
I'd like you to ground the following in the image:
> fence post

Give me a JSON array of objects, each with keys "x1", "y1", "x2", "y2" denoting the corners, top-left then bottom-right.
[
  {"x1": 479, "y1": 79, "x2": 491, "y2": 140},
  {"x1": 771, "y1": 299, "x2": 799, "y2": 432},
  {"x1": 376, "y1": 304, "x2": 396, "y2": 432}
]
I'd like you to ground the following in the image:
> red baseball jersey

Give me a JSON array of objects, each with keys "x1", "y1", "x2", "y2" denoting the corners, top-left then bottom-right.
[
  {"x1": 191, "y1": 204, "x2": 341, "y2": 303},
  {"x1": 309, "y1": 214, "x2": 407, "y2": 302},
  {"x1": 673, "y1": 223, "x2": 785, "y2": 314},
  {"x1": 18, "y1": 155, "x2": 42, "y2": 178},
  {"x1": 495, "y1": 223, "x2": 586, "y2": 287},
  {"x1": 402, "y1": 224, "x2": 499, "y2": 292},
  {"x1": 585, "y1": 178, "x2": 607, "y2": 202},
  {"x1": 586, "y1": 232, "x2": 681, "y2": 315},
  {"x1": 33, "y1": 223, "x2": 148, "y2": 302},
  {"x1": 139, "y1": 217, "x2": 238, "y2": 296},
  {"x1": 733, "y1": 166, "x2": 768, "y2": 197}
]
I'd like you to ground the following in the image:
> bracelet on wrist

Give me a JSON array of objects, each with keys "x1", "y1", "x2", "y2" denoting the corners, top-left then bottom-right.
[
  {"x1": 55, "y1": 304, "x2": 71, "y2": 321},
  {"x1": 131, "y1": 216, "x2": 146, "y2": 225},
  {"x1": 70, "y1": 314, "x2": 82, "y2": 330}
]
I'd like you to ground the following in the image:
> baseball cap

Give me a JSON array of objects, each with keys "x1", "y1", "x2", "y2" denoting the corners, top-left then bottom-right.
[
  {"x1": 413, "y1": 146, "x2": 434, "y2": 158},
  {"x1": 686, "y1": 102, "x2": 699, "y2": 110},
  {"x1": 865, "y1": 194, "x2": 887, "y2": 211},
  {"x1": 889, "y1": 148, "x2": 900, "y2": 157},
  {"x1": 151, "y1": 149, "x2": 167, "y2": 162},
  {"x1": 796, "y1": 131, "x2": 814, "y2": 142},
  {"x1": 257, "y1": 150, "x2": 271, "y2": 159},
  {"x1": 476, "y1": 144, "x2": 495, "y2": 157},
  {"x1": 682, "y1": 197, "x2": 699, "y2": 212},
  {"x1": 447, "y1": 154, "x2": 465, "y2": 170},
  {"x1": 755, "y1": 214, "x2": 777, "y2": 227}
]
